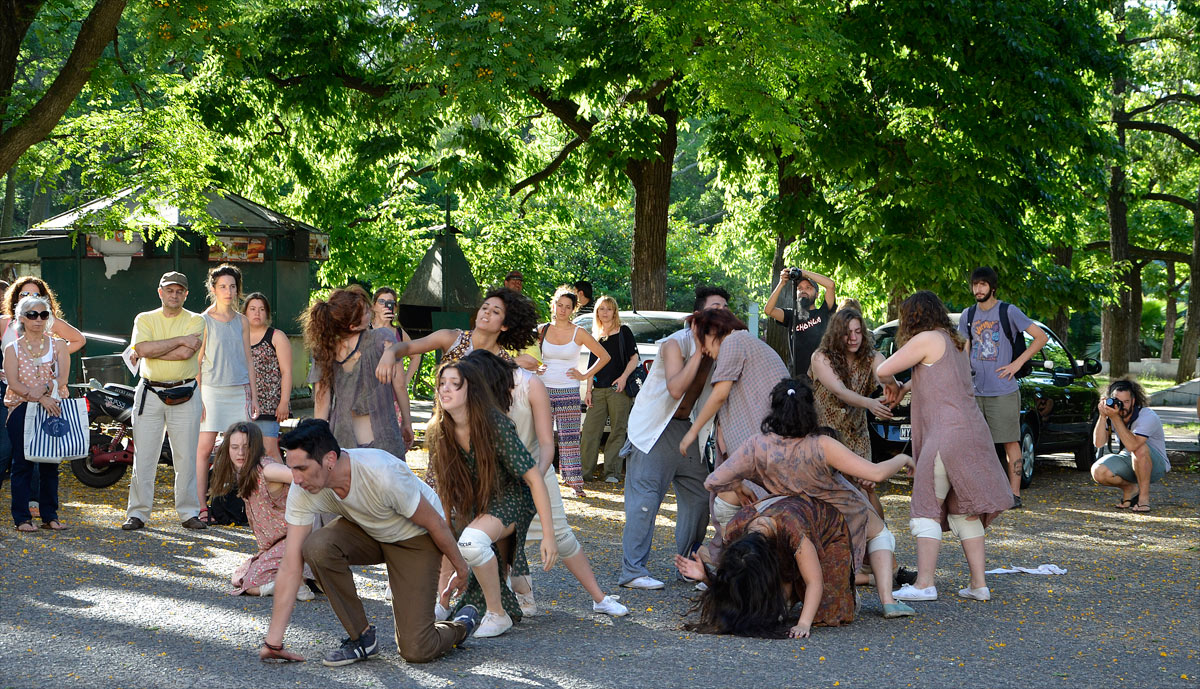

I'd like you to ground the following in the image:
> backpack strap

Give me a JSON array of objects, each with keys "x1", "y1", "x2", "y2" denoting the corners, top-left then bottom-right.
[
  {"x1": 998, "y1": 302, "x2": 1015, "y2": 346},
  {"x1": 966, "y1": 305, "x2": 977, "y2": 345}
]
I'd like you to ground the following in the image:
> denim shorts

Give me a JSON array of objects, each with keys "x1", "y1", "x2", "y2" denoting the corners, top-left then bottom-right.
[
  {"x1": 1095, "y1": 447, "x2": 1168, "y2": 484},
  {"x1": 254, "y1": 419, "x2": 281, "y2": 438}
]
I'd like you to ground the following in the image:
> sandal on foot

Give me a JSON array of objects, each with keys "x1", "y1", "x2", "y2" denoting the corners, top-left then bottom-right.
[
  {"x1": 40, "y1": 520, "x2": 67, "y2": 531},
  {"x1": 15, "y1": 521, "x2": 36, "y2": 532},
  {"x1": 1115, "y1": 496, "x2": 1136, "y2": 509},
  {"x1": 198, "y1": 508, "x2": 217, "y2": 525},
  {"x1": 1130, "y1": 503, "x2": 1152, "y2": 513}
]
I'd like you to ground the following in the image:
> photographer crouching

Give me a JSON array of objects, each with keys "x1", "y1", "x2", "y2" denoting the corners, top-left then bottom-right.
[
  {"x1": 764, "y1": 267, "x2": 837, "y2": 377},
  {"x1": 1090, "y1": 379, "x2": 1169, "y2": 513}
]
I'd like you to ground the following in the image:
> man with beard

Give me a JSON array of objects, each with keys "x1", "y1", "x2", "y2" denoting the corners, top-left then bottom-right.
[
  {"x1": 958, "y1": 267, "x2": 1047, "y2": 507},
  {"x1": 764, "y1": 267, "x2": 837, "y2": 377}
]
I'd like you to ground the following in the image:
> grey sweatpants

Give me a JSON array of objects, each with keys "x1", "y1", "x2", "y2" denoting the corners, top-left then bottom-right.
[{"x1": 619, "y1": 418, "x2": 711, "y2": 585}]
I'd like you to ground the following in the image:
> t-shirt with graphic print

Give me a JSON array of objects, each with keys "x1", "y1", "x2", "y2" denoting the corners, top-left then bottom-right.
[
  {"x1": 958, "y1": 302, "x2": 1033, "y2": 397},
  {"x1": 782, "y1": 302, "x2": 832, "y2": 378}
]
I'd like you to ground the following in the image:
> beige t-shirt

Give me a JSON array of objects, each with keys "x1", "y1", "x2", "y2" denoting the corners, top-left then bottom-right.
[{"x1": 285, "y1": 448, "x2": 442, "y2": 543}]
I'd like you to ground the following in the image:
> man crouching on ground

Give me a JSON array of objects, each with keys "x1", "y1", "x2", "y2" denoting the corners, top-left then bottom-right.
[{"x1": 258, "y1": 419, "x2": 478, "y2": 665}]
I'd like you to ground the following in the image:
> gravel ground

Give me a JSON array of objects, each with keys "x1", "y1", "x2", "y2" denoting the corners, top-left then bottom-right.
[{"x1": 1, "y1": 453, "x2": 1196, "y2": 689}]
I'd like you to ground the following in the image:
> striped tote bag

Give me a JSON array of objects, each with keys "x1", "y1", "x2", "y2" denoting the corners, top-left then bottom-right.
[{"x1": 23, "y1": 398, "x2": 90, "y2": 463}]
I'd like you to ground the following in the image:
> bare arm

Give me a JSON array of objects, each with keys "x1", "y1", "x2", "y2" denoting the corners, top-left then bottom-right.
[
  {"x1": 399, "y1": 329, "x2": 422, "y2": 383},
  {"x1": 312, "y1": 381, "x2": 330, "y2": 421},
  {"x1": 134, "y1": 334, "x2": 201, "y2": 359},
  {"x1": 876, "y1": 331, "x2": 945, "y2": 379},
  {"x1": 680, "y1": 380, "x2": 732, "y2": 455},
  {"x1": 263, "y1": 522, "x2": 313, "y2": 649},
  {"x1": 273, "y1": 329, "x2": 293, "y2": 422},
  {"x1": 789, "y1": 537, "x2": 822, "y2": 639},
  {"x1": 1098, "y1": 402, "x2": 1146, "y2": 455},
  {"x1": 820, "y1": 435, "x2": 913, "y2": 483},
  {"x1": 241, "y1": 315, "x2": 259, "y2": 416},
  {"x1": 1092, "y1": 406, "x2": 1110, "y2": 450},
  {"x1": 569, "y1": 328, "x2": 611, "y2": 381},
  {"x1": 392, "y1": 366, "x2": 414, "y2": 448},
  {"x1": 51, "y1": 319, "x2": 86, "y2": 354},
  {"x1": 260, "y1": 462, "x2": 295, "y2": 486},
  {"x1": 523, "y1": 466, "x2": 559, "y2": 570},
  {"x1": 376, "y1": 328, "x2": 459, "y2": 383},
  {"x1": 704, "y1": 438, "x2": 756, "y2": 493},
  {"x1": 810, "y1": 352, "x2": 891, "y2": 418},
  {"x1": 663, "y1": 338, "x2": 703, "y2": 400},
  {"x1": 997, "y1": 324, "x2": 1049, "y2": 380},
  {"x1": 527, "y1": 377, "x2": 557, "y2": 475},
  {"x1": 764, "y1": 270, "x2": 790, "y2": 322}
]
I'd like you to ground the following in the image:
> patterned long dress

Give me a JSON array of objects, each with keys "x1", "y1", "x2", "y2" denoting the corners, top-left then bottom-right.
[
  {"x1": 448, "y1": 411, "x2": 537, "y2": 622},
  {"x1": 809, "y1": 357, "x2": 874, "y2": 459},
  {"x1": 229, "y1": 457, "x2": 312, "y2": 594},
  {"x1": 724, "y1": 495, "x2": 855, "y2": 628}
]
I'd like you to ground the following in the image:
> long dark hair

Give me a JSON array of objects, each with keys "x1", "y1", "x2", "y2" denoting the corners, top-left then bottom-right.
[
  {"x1": 897, "y1": 290, "x2": 965, "y2": 351},
  {"x1": 425, "y1": 357, "x2": 505, "y2": 520},
  {"x1": 463, "y1": 349, "x2": 518, "y2": 413},
  {"x1": 814, "y1": 308, "x2": 876, "y2": 394},
  {"x1": 481, "y1": 288, "x2": 538, "y2": 350},
  {"x1": 684, "y1": 532, "x2": 789, "y2": 638},
  {"x1": 761, "y1": 378, "x2": 839, "y2": 441},
  {"x1": 209, "y1": 422, "x2": 267, "y2": 500}
]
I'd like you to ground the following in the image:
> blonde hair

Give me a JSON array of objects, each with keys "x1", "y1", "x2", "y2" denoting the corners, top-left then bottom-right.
[{"x1": 591, "y1": 295, "x2": 622, "y2": 339}]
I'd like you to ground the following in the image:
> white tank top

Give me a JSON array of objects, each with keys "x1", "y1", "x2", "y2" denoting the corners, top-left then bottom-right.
[
  {"x1": 539, "y1": 325, "x2": 582, "y2": 389},
  {"x1": 508, "y1": 368, "x2": 538, "y2": 457}
]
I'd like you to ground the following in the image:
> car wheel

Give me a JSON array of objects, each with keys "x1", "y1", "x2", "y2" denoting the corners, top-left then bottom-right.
[
  {"x1": 1019, "y1": 423, "x2": 1036, "y2": 489},
  {"x1": 1074, "y1": 413, "x2": 1099, "y2": 471}
]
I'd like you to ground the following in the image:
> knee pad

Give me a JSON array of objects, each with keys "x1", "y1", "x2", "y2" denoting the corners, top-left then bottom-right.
[
  {"x1": 867, "y1": 526, "x2": 896, "y2": 554},
  {"x1": 554, "y1": 525, "x2": 582, "y2": 560},
  {"x1": 457, "y1": 527, "x2": 495, "y2": 568},
  {"x1": 713, "y1": 496, "x2": 740, "y2": 527},
  {"x1": 909, "y1": 517, "x2": 943, "y2": 541},
  {"x1": 947, "y1": 514, "x2": 985, "y2": 541}
]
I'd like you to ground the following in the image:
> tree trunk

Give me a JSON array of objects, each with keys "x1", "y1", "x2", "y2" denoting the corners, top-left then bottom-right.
[
  {"x1": 1161, "y1": 261, "x2": 1175, "y2": 363},
  {"x1": 626, "y1": 97, "x2": 677, "y2": 311},
  {"x1": 765, "y1": 153, "x2": 802, "y2": 360},
  {"x1": 1100, "y1": 307, "x2": 1111, "y2": 362},
  {"x1": 1049, "y1": 246, "x2": 1072, "y2": 339},
  {"x1": 1106, "y1": 45, "x2": 1132, "y2": 379},
  {"x1": 1175, "y1": 184, "x2": 1200, "y2": 383},
  {"x1": 0, "y1": 169, "x2": 14, "y2": 237},
  {"x1": 0, "y1": 0, "x2": 129, "y2": 178},
  {"x1": 765, "y1": 234, "x2": 794, "y2": 361},
  {"x1": 1127, "y1": 260, "x2": 1144, "y2": 361}
]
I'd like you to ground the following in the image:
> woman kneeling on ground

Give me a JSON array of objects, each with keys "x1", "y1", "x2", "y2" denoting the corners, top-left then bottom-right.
[
  {"x1": 675, "y1": 494, "x2": 854, "y2": 639},
  {"x1": 704, "y1": 378, "x2": 917, "y2": 619},
  {"x1": 426, "y1": 357, "x2": 558, "y2": 638},
  {"x1": 208, "y1": 421, "x2": 314, "y2": 600}
]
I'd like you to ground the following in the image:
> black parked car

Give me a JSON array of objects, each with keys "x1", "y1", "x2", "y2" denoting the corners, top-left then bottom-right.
[{"x1": 867, "y1": 316, "x2": 1103, "y2": 488}]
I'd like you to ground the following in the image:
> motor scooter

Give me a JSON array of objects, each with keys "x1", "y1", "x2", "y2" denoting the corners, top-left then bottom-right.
[{"x1": 68, "y1": 379, "x2": 171, "y2": 488}]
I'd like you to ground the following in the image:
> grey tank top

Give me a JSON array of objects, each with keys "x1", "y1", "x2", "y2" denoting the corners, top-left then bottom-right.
[{"x1": 201, "y1": 312, "x2": 250, "y2": 386}]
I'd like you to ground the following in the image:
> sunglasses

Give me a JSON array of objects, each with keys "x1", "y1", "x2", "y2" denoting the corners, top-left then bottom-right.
[
  {"x1": 19, "y1": 291, "x2": 39, "y2": 298},
  {"x1": 23, "y1": 310, "x2": 50, "y2": 320},
  {"x1": 377, "y1": 300, "x2": 397, "y2": 310}
]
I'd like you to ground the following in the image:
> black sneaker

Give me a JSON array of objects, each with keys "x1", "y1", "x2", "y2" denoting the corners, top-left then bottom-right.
[
  {"x1": 453, "y1": 605, "x2": 480, "y2": 639},
  {"x1": 1012, "y1": 495, "x2": 1023, "y2": 509},
  {"x1": 895, "y1": 566, "x2": 919, "y2": 587},
  {"x1": 322, "y1": 625, "x2": 378, "y2": 667}
]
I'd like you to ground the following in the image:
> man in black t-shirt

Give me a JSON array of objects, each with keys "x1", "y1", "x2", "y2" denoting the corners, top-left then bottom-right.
[{"x1": 763, "y1": 267, "x2": 837, "y2": 377}]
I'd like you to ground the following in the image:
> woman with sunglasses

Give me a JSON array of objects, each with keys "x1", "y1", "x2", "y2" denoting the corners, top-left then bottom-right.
[
  {"x1": 370, "y1": 287, "x2": 422, "y2": 389},
  {"x1": 0, "y1": 278, "x2": 84, "y2": 511},
  {"x1": 4, "y1": 296, "x2": 71, "y2": 531}
]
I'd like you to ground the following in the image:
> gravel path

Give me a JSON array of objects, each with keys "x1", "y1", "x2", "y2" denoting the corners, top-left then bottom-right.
[{"x1": 1, "y1": 453, "x2": 1196, "y2": 688}]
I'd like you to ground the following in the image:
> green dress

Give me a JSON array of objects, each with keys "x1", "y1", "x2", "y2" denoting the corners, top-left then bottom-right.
[{"x1": 451, "y1": 411, "x2": 538, "y2": 621}]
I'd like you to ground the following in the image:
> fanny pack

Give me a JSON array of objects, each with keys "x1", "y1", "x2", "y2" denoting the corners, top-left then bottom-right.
[{"x1": 139, "y1": 379, "x2": 197, "y2": 415}]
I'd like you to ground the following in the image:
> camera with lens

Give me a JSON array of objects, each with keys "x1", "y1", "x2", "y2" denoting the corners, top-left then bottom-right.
[
  {"x1": 786, "y1": 267, "x2": 805, "y2": 283},
  {"x1": 1104, "y1": 397, "x2": 1124, "y2": 411}
]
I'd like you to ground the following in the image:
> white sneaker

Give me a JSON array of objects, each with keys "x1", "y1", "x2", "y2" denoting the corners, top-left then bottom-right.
[
  {"x1": 694, "y1": 582, "x2": 708, "y2": 592},
  {"x1": 892, "y1": 583, "x2": 938, "y2": 601},
  {"x1": 593, "y1": 595, "x2": 629, "y2": 617},
  {"x1": 384, "y1": 584, "x2": 393, "y2": 601},
  {"x1": 620, "y1": 576, "x2": 665, "y2": 590},
  {"x1": 605, "y1": 476, "x2": 620, "y2": 484},
  {"x1": 258, "y1": 581, "x2": 275, "y2": 597},
  {"x1": 516, "y1": 591, "x2": 537, "y2": 616},
  {"x1": 958, "y1": 586, "x2": 991, "y2": 601},
  {"x1": 296, "y1": 585, "x2": 315, "y2": 601},
  {"x1": 473, "y1": 611, "x2": 513, "y2": 638},
  {"x1": 434, "y1": 602, "x2": 450, "y2": 621}
]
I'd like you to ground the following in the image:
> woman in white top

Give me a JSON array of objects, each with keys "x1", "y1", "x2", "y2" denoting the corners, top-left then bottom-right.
[
  {"x1": 194, "y1": 264, "x2": 259, "y2": 523},
  {"x1": 465, "y1": 349, "x2": 628, "y2": 618},
  {"x1": 537, "y1": 286, "x2": 610, "y2": 494}
]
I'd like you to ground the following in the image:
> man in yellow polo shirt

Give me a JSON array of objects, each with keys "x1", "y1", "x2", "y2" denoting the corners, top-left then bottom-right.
[{"x1": 122, "y1": 271, "x2": 208, "y2": 531}]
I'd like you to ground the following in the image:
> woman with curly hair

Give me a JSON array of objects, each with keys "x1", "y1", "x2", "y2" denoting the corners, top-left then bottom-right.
[
  {"x1": 704, "y1": 378, "x2": 917, "y2": 619},
  {"x1": 302, "y1": 286, "x2": 412, "y2": 459},
  {"x1": 208, "y1": 421, "x2": 314, "y2": 600},
  {"x1": 426, "y1": 356, "x2": 557, "y2": 638},
  {"x1": 375, "y1": 287, "x2": 540, "y2": 383},
  {"x1": 877, "y1": 291, "x2": 1012, "y2": 603},
  {"x1": 675, "y1": 494, "x2": 854, "y2": 639}
]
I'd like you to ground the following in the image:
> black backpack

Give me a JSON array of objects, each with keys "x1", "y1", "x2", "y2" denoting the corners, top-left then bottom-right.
[{"x1": 965, "y1": 302, "x2": 1031, "y2": 378}]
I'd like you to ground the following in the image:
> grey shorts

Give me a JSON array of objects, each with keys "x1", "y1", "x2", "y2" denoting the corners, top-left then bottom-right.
[
  {"x1": 1094, "y1": 447, "x2": 1169, "y2": 484},
  {"x1": 976, "y1": 391, "x2": 1021, "y2": 444}
]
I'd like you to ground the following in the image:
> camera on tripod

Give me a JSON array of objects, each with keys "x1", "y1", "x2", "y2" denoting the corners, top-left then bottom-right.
[{"x1": 786, "y1": 267, "x2": 805, "y2": 283}]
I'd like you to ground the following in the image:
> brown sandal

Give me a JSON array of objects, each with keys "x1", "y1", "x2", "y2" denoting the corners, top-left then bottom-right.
[
  {"x1": 40, "y1": 520, "x2": 67, "y2": 530},
  {"x1": 15, "y1": 521, "x2": 36, "y2": 532}
]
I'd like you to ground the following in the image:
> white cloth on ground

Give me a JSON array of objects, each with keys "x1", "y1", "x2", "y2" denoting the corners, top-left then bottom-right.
[{"x1": 984, "y1": 564, "x2": 1067, "y2": 575}]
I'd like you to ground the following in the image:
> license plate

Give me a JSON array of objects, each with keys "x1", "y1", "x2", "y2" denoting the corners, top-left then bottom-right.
[{"x1": 899, "y1": 425, "x2": 912, "y2": 441}]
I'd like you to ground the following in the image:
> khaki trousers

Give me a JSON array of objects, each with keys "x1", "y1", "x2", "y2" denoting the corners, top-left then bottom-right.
[
  {"x1": 302, "y1": 518, "x2": 467, "y2": 663},
  {"x1": 580, "y1": 386, "x2": 633, "y2": 479}
]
